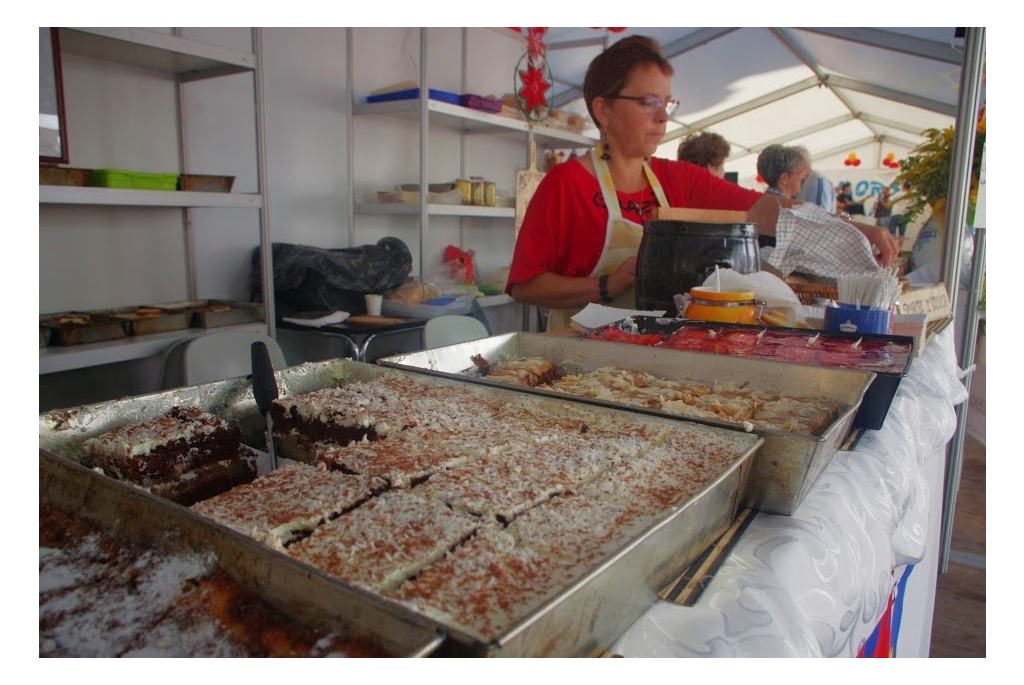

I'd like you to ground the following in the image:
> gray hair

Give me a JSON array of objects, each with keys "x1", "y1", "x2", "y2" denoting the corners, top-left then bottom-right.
[{"x1": 757, "y1": 144, "x2": 805, "y2": 188}]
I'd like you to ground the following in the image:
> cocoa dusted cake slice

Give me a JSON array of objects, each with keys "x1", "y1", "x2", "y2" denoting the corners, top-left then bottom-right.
[
  {"x1": 287, "y1": 490, "x2": 479, "y2": 593},
  {"x1": 387, "y1": 523, "x2": 562, "y2": 643},
  {"x1": 81, "y1": 406, "x2": 255, "y2": 505},
  {"x1": 190, "y1": 462, "x2": 387, "y2": 548}
]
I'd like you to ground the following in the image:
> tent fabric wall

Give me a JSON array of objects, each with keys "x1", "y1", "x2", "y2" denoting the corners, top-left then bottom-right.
[{"x1": 523, "y1": 27, "x2": 979, "y2": 187}]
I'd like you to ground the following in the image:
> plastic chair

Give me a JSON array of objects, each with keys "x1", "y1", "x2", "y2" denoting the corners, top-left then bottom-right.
[
  {"x1": 423, "y1": 315, "x2": 489, "y2": 349},
  {"x1": 160, "y1": 329, "x2": 286, "y2": 388}
]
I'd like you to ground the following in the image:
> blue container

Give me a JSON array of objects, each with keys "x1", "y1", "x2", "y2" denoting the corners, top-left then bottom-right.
[{"x1": 824, "y1": 303, "x2": 892, "y2": 335}]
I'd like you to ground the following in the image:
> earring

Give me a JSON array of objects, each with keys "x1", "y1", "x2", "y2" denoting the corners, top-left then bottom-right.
[{"x1": 600, "y1": 132, "x2": 611, "y2": 161}]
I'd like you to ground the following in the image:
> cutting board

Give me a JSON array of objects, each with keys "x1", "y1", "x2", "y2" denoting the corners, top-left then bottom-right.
[
  {"x1": 651, "y1": 207, "x2": 750, "y2": 224},
  {"x1": 345, "y1": 314, "x2": 405, "y2": 327},
  {"x1": 515, "y1": 140, "x2": 545, "y2": 238}
]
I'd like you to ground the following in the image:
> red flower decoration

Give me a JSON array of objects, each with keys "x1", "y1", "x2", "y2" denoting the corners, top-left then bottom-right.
[{"x1": 518, "y1": 63, "x2": 551, "y2": 115}]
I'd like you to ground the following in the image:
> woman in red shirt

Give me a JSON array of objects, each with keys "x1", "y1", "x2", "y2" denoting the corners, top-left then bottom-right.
[{"x1": 506, "y1": 35, "x2": 897, "y2": 329}]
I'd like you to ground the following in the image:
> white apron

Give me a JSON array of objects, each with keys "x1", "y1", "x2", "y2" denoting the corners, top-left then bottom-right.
[{"x1": 547, "y1": 150, "x2": 670, "y2": 330}]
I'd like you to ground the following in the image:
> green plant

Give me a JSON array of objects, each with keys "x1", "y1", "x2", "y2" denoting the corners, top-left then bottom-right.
[{"x1": 895, "y1": 124, "x2": 985, "y2": 227}]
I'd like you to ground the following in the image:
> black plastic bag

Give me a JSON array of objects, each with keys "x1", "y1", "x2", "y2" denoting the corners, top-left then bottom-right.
[{"x1": 249, "y1": 238, "x2": 412, "y2": 318}]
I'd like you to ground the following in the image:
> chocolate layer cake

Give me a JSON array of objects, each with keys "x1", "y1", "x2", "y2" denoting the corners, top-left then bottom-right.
[{"x1": 80, "y1": 406, "x2": 254, "y2": 505}]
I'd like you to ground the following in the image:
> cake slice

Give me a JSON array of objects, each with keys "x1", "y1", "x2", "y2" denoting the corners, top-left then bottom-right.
[
  {"x1": 190, "y1": 462, "x2": 387, "y2": 548},
  {"x1": 287, "y1": 490, "x2": 479, "y2": 593},
  {"x1": 580, "y1": 428, "x2": 748, "y2": 517},
  {"x1": 313, "y1": 435, "x2": 481, "y2": 489},
  {"x1": 80, "y1": 406, "x2": 254, "y2": 505},
  {"x1": 505, "y1": 493, "x2": 642, "y2": 572},
  {"x1": 387, "y1": 523, "x2": 562, "y2": 643}
]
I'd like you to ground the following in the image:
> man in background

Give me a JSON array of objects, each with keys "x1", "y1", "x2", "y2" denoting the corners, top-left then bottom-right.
[{"x1": 792, "y1": 146, "x2": 836, "y2": 213}]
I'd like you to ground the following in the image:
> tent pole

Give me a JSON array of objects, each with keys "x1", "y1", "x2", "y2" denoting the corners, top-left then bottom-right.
[
  {"x1": 941, "y1": 27, "x2": 984, "y2": 310},
  {"x1": 937, "y1": 27, "x2": 985, "y2": 573}
]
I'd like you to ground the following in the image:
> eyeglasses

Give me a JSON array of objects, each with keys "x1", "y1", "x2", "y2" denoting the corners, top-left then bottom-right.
[{"x1": 605, "y1": 94, "x2": 679, "y2": 116}]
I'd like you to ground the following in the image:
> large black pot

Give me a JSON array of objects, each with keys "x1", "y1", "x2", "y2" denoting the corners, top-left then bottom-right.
[{"x1": 635, "y1": 220, "x2": 760, "y2": 312}]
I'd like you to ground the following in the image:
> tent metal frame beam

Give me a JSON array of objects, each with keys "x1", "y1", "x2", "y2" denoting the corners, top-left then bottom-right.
[
  {"x1": 798, "y1": 27, "x2": 965, "y2": 65},
  {"x1": 825, "y1": 74, "x2": 958, "y2": 116},
  {"x1": 772, "y1": 28, "x2": 863, "y2": 121},
  {"x1": 741, "y1": 114, "x2": 855, "y2": 154},
  {"x1": 858, "y1": 112, "x2": 936, "y2": 138}
]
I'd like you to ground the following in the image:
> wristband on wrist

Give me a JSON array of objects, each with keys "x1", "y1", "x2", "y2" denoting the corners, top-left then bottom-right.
[{"x1": 598, "y1": 274, "x2": 613, "y2": 304}]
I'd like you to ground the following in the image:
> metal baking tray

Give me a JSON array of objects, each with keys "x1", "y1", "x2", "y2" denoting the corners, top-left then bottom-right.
[
  {"x1": 40, "y1": 449, "x2": 444, "y2": 658},
  {"x1": 39, "y1": 311, "x2": 128, "y2": 346},
  {"x1": 39, "y1": 359, "x2": 760, "y2": 657},
  {"x1": 155, "y1": 299, "x2": 265, "y2": 329},
  {"x1": 100, "y1": 305, "x2": 192, "y2": 336},
  {"x1": 378, "y1": 332, "x2": 875, "y2": 516},
  {"x1": 586, "y1": 317, "x2": 913, "y2": 430}
]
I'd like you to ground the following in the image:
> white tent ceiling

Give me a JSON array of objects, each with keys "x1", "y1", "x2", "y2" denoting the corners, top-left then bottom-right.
[{"x1": 520, "y1": 27, "x2": 981, "y2": 187}]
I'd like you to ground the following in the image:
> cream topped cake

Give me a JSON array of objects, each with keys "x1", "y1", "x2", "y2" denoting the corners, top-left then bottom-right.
[
  {"x1": 287, "y1": 490, "x2": 479, "y2": 593},
  {"x1": 581, "y1": 428, "x2": 750, "y2": 516},
  {"x1": 190, "y1": 462, "x2": 387, "y2": 548},
  {"x1": 506, "y1": 493, "x2": 643, "y2": 571},
  {"x1": 80, "y1": 406, "x2": 254, "y2": 505},
  {"x1": 387, "y1": 523, "x2": 562, "y2": 643},
  {"x1": 313, "y1": 435, "x2": 481, "y2": 489}
]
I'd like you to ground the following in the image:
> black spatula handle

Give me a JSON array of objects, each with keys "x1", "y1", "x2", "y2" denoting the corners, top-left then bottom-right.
[{"x1": 251, "y1": 341, "x2": 279, "y2": 416}]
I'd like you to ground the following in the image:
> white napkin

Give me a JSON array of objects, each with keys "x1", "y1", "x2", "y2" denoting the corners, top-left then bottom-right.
[
  {"x1": 570, "y1": 303, "x2": 667, "y2": 332},
  {"x1": 281, "y1": 310, "x2": 349, "y2": 327},
  {"x1": 699, "y1": 269, "x2": 803, "y2": 310}
]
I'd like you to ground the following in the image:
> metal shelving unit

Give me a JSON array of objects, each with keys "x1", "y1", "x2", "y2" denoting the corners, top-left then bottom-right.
[
  {"x1": 347, "y1": 28, "x2": 595, "y2": 317},
  {"x1": 40, "y1": 27, "x2": 275, "y2": 374}
]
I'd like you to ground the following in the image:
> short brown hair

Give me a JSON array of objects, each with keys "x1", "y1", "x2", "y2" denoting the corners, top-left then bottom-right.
[
  {"x1": 677, "y1": 131, "x2": 730, "y2": 168},
  {"x1": 583, "y1": 35, "x2": 674, "y2": 129}
]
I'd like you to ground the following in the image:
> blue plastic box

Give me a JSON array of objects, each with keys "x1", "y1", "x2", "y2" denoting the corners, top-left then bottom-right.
[{"x1": 366, "y1": 88, "x2": 461, "y2": 105}]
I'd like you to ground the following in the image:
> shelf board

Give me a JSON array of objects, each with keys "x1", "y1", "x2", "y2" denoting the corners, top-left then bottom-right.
[
  {"x1": 59, "y1": 27, "x2": 255, "y2": 79},
  {"x1": 39, "y1": 322, "x2": 266, "y2": 375},
  {"x1": 40, "y1": 185, "x2": 262, "y2": 208},
  {"x1": 354, "y1": 203, "x2": 513, "y2": 218},
  {"x1": 353, "y1": 98, "x2": 596, "y2": 148}
]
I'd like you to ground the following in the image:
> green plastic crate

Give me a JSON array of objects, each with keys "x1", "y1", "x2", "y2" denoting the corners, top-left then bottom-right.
[{"x1": 88, "y1": 168, "x2": 180, "y2": 191}]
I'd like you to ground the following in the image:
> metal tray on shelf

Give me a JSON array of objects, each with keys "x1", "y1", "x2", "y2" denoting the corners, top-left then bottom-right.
[
  {"x1": 154, "y1": 299, "x2": 265, "y2": 329},
  {"x1": 39, "y1": 359, "x2": 760, "y2": 657},
  {"x1": 100, "y1": 305, "x2": 192, "y2": 336},
  {"x1": 39, "y1": 311, "x2": 128, "y2": 346},
  {"x1": 378, "y1": 332, "x2": 876, "y2": 516}
]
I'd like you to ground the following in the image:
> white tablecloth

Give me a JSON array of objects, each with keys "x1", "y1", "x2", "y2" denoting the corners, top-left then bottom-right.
[{"x1": 611, "y1": 325, "x2": 968, "y2": 657}]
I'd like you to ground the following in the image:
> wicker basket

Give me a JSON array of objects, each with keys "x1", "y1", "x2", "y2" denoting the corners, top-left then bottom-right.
[{"x1": 786, "y1": 280, "x2": 839, "y2": 305}]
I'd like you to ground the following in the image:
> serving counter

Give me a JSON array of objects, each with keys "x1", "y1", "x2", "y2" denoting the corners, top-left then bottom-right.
[{"x1": 608, "y1": 325, "x2": 968, "y2": 657}]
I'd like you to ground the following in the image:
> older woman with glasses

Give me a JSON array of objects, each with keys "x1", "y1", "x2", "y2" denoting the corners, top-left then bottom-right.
[{"x1": 506, "y1": 35, "x2": 900, "y2": 330}]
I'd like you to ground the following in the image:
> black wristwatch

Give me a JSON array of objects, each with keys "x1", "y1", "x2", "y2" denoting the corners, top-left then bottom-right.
[{"x1": 598, "y1": 274, "x2": 614, "y2": 304}]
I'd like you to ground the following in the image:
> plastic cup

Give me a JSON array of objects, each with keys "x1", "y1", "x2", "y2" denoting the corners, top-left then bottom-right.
[{"x1": 365, "y1": 294, "x2": 383, "y2": 317}]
